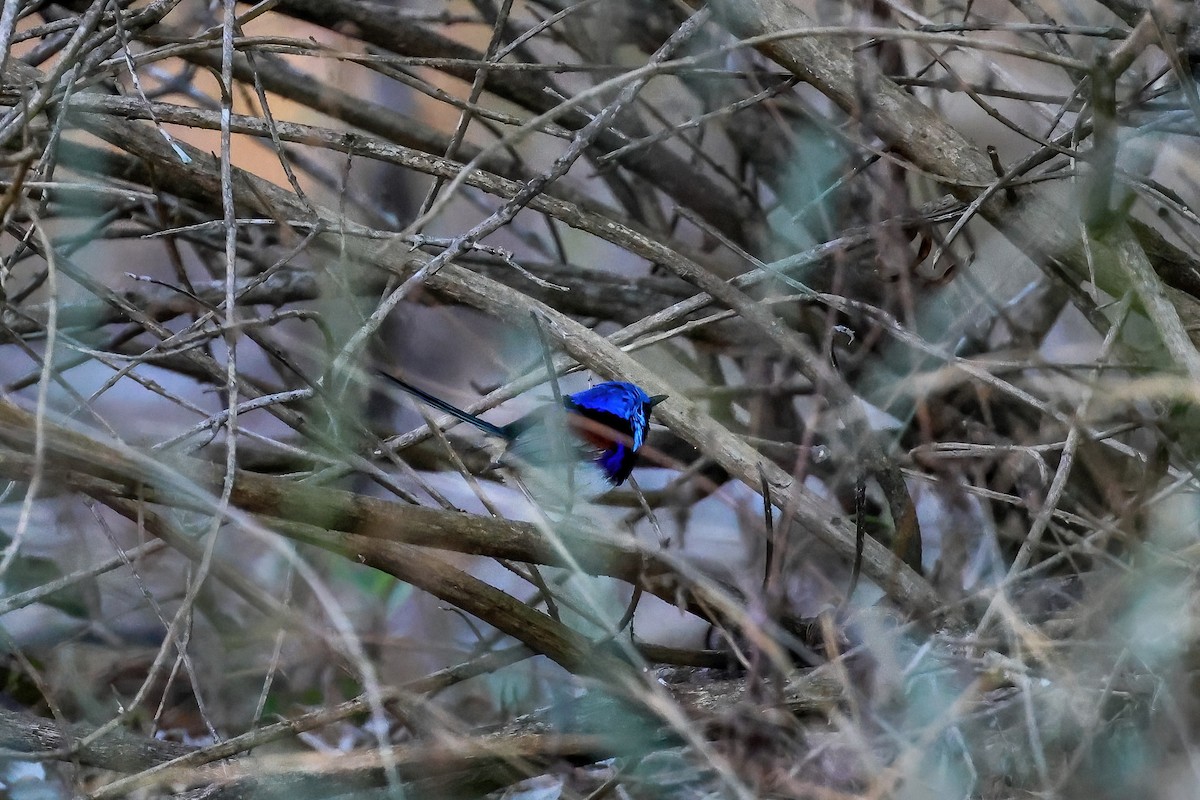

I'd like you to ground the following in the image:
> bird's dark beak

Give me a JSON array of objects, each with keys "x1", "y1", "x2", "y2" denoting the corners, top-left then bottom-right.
[{"x1": 648, "y1": 394, "x2": 668, "y2": 407}]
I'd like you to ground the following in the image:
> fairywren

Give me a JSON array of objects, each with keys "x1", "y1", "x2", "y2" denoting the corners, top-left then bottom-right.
[{"x1": 378, "y1": 371, "x2": 666, "y2": 491}]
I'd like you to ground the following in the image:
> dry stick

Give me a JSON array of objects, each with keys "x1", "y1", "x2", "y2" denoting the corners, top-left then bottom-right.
[
  {"x1": 114, "y1": 26, "x2": 1090, "y2": 74},
  {"x1": 413, "y1": 0, "x2": 515, "y2": 218},
  {"x1": 595, "y1": 74, "x2": 801, "y2": 165},
  {"x1": 0, "y1": 707, "x2": 194, "y2": 773},
  {"x1": 107, "y1": 0, "x2": 190, "y2": 165},
  {"x1": 491, "y1": 0, "x2": 605, "y2": 61},
  {"x1": 0, "y1": 0, "x2": 20, "y2": 80},
  {"x1": 232, "y1": 733, "x2": 612, "y2": 780},
  {"x1": 0, "y1": 538, "x2": 165, "y2": 616},
  {"x1": 166, "y1": 36, "x2": 518, "y2": 170},
  {"x1": 0, "y1": 211, "x2": 58, "y2": 584},
  {"x1": 122, "y1": 734, "x2": 620, "y2": 798},
  {"x1": 114, "y1": 0, "x2": 250, "y2": 751},
  {"x1": 1114, "y1": 223, "x2": 1200, "y2": 382}
]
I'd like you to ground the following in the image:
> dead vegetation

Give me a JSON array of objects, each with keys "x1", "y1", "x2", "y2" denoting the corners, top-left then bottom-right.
[{"x1": 2, "y1": 0, "x2": 1200, "y2": 797}]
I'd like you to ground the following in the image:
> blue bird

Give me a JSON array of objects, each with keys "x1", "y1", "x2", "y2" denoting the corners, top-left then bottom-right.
[{"x1": 378, "y1": 371, "x2": 666, "y2": 488}]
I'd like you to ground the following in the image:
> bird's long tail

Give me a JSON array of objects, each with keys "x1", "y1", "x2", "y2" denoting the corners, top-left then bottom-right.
[{"x1": 377, "y1": 370, "x2": 510, "y2": 439}]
